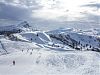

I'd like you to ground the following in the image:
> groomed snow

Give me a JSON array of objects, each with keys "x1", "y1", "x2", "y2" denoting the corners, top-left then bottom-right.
[{"x1": 0, "y1": 38, "x2": 100, "y2": 75}]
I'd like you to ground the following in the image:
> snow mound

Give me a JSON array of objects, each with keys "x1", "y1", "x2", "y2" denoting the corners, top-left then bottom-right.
[{"x1": 11, "y1": 31, "x2": 51, "y2": 44}]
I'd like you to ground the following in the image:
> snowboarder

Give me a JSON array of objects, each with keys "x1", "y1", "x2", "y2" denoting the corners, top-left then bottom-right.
[{"x1": 13, "y1": 60, "x2": 15, "y2": 65}]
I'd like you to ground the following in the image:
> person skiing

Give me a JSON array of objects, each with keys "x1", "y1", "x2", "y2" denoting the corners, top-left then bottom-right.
[
  {"x1": 31, "y1": 38, "x2": 32, "y2": 41},
  {"x1": 30, "y1": 52, "x2": 32, "y2": 55},
  {"x1": 13, "y1": 60, "x2": 15, "y2": 66}
]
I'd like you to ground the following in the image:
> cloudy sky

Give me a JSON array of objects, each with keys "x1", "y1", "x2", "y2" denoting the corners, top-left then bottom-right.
[{"x1": 0, "y1": 0, "x2": 99, "y2": 30}]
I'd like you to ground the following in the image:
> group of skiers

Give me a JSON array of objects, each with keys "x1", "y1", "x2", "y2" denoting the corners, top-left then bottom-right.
[{"x1": 12, "y1": 48, "x2": 34, "y2": 66}]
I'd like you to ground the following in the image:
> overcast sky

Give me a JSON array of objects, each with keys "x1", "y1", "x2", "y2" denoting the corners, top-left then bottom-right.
[{"x1": 0, "y1": 0, "x2": 99, "y2": 30}]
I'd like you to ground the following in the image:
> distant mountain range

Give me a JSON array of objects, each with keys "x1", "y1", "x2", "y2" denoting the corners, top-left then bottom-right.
[{"x1": 0, "y1": 21, "x2": 100, "y2": 53}]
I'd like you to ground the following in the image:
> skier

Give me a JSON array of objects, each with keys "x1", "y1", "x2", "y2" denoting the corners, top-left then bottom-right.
[
  {"x1": 37, "y1": 34, "x2": 38, "y2": 36},
  {"x1": 30, "y1": 52, "x2": 32, "y2": 55},
  {"x1": 31, "y1": 38, "x2": 32, "y2": 41},
  {"x1": 13, "y1": 60, "x2": 15, "y2": 66}
]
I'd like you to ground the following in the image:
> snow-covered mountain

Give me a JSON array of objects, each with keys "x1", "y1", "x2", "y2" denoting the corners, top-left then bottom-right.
[
  {"x1": 9, "y1": 31, "x2": 51, "y2": 44},
  {"x1": 0, "y1": 21, "x2": 100, "y2": 53},
  {"x1": 47, "y1": 28, "x2": 100, "y2": 52},
  {"x1": 0, "y1": 21, "x2": 32, "y2": 35},
  {"x1": 0, "y1": 22, "x2": 100, "y2": 75}
]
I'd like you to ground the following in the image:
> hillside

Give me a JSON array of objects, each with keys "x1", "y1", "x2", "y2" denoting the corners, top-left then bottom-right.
[
  {"x1": 0, "y1": 22, "x2": 100, "y2": 75},
  {"x1": 47, "y1": 28, "x2": 100, "y2": 52},
  {"x1": 0, "y1": 37, "x2": 100, "y2": 75},
  {"x1": 0, "y1": 21, "x2": 32, "y2": 35}
]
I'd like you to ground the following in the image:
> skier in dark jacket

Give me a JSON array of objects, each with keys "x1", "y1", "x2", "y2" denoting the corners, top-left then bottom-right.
[{"x1": 13, "y1": 60, "x2": 15, "y2": 65}]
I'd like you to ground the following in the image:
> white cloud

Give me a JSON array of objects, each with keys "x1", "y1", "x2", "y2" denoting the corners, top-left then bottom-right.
[
  {"x1": 0, "y1": 0, "x2": 99, "y2": 30},
  {"x1": 0, "y1": 0, "x2": 98, "y2": 21},
  {"x1": 31, "y1": 0, "x2": 98, "y2": 21}
]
